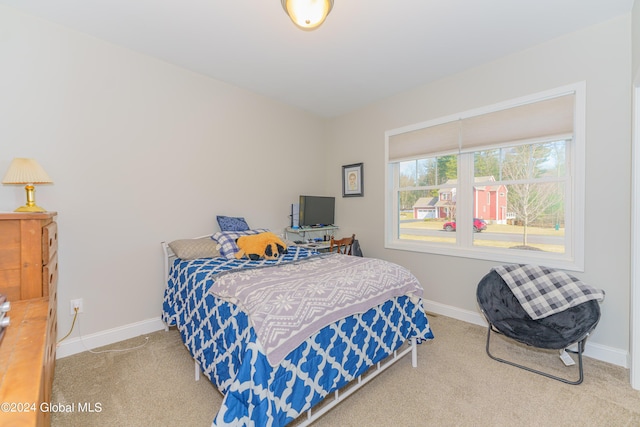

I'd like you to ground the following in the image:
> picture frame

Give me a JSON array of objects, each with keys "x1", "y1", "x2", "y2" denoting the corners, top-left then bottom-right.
[{"x1": 342, "y1": 163, "x2": 364, "y2": 197}]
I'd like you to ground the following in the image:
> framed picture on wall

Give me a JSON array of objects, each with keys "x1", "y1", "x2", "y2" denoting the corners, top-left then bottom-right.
[{"x1": 342, "y1": 163, "x2": 364, "y2": 197}]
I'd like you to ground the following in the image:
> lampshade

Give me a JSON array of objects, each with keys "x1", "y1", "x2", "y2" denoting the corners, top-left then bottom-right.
[
  {"x1": 2, "y1": 158, "x2": 53, "y2": 184},
  {"x1": 2, "y1": 158, "x2": 53, "y2": 212},
  {"x1": 281, "y1": 0, "x2": 333, "y2": 31}
]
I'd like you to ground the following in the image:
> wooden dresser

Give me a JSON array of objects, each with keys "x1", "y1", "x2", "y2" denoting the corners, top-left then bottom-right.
[
  {"x1": 0, "y1": 212, "x2": 58, "y2": 426},
  {"x1": 0, "y1": 212, "x2": 58, "y2": 301}
]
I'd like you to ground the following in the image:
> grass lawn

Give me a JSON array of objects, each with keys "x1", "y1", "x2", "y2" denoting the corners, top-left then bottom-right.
[
  {"x1": 399, "y1": 218, "x2": 565, "y2": 253},
  {"x1": 400, "y1": 219, "x2": 565, "y2": 236}
]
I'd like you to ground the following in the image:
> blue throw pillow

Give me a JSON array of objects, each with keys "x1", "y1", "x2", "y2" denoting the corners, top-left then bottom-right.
[{"x1": 217, "y1": 216, "x2": 250, "y2": 232}]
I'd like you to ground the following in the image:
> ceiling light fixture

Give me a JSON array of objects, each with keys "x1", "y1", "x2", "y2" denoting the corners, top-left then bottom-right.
[{"x1": 281, "y1": 0, "x2": 334, "y2": 31}]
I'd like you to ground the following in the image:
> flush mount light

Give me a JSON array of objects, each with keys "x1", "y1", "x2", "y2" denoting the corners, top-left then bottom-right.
[{"x1": 281, "y1": 0, "x2": 334, "y2": 31}]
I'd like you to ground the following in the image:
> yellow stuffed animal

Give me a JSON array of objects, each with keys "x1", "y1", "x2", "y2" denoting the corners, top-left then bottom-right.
[{"x1": 235, "y1": 232, "x2": 288, "y2": 260}]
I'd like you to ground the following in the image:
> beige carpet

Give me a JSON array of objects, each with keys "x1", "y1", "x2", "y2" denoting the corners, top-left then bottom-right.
[{"x1": 52, "y1": 313, "x2": 640, "y2": 426}]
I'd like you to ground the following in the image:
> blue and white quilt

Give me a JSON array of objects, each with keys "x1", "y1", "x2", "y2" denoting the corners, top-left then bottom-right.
[{"x1": 162, "y1": 247, "x2": 434, "y2": 427}]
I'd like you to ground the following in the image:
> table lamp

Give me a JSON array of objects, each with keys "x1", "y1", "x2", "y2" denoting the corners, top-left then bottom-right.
[{"x1": 2, "y1": 158, "x2": 53, "y2": 212}]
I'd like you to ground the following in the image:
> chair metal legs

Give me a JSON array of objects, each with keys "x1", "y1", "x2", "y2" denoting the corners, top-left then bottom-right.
[{"x1": 485, "y1": 324, "x2": 586, "y2": 385}]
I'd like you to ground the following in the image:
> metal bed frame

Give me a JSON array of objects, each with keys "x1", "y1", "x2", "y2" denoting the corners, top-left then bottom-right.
[{"x1": 161, "y1": 236, "x2": 421, "y2": 425}]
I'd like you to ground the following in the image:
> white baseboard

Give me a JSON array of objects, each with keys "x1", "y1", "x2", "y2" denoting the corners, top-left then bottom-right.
[
  {"x1": 57, "y1": 302, "x2": 630, "y2": 369},
  {"x1": 424, "y1": 299, "x2": 488, "y2": 327},
  {"x1": 56, "y1": 317, "x2": 166, "y2": 359},
  {"x1": 423, "y1": 299, "x2": 630, "y2": 368}
]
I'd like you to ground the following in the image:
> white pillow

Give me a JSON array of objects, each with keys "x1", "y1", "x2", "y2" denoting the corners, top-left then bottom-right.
[{"x1": 168, "y1": 238, "x2": 221, "y2": 260}]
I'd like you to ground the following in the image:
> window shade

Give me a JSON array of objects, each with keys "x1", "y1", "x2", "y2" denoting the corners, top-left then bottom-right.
[
  {"x1": 388, "y1": 93, "x2": 575, "y2": 162},
  {"x1": 387, "y1": 120, "x2": 460, "y2": 161}
]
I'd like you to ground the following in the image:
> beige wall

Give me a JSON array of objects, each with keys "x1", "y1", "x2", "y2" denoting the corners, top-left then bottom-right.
[
  {"x1": 328, "y1": 16, "x2": 632, "y2": 357},
  {"x1": 1, "y1": 5, "x2": 635, "y2": 364},
  {"x1": 0, "y1": 6, "x2": 327, "y2": 343}
]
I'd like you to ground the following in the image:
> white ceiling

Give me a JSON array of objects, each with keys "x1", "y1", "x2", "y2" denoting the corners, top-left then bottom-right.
[{"x1": 1, "y1": 0, "x2": 634, "y2": 117}]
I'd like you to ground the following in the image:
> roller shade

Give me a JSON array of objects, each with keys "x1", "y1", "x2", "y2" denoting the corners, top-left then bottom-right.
[
  {"x1": 388, "y1": 93, "x2": 574, "y2": 162},
  {"x1": 387, "y1": 120, "x2": 460, "y2": 161}
]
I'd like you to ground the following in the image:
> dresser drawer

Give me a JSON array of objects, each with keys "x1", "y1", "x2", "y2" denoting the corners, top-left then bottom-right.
[
  {"x1": 44, "y1": 299, "x2": 57, "y2": 405},
  {"x1": 42, "y1": 221, "x2": 58, "y2": 263},
  {"x1": 43, "y1": 252, "x2": 58, "y2": 297}
]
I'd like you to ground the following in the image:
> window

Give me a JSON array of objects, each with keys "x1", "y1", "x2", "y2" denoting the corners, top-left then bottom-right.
[{"x1": 385, "y1": 83, "x2": 585, "y2": 271}]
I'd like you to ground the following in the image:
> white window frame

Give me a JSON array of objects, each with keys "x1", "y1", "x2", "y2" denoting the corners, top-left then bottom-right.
[{"x1": 384, "y1": 83, "x2": 585, "y2": 271}]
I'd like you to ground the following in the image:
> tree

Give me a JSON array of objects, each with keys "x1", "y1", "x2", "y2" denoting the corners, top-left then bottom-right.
[
  {"x1": 474, "y1": 150, "x2": 501, "y2": 178},
  {"x1": 398, "y1": 155, "x2": 458, "y2": 214},
  {"x1": 437, "y1": 155, "x2": 457, "y2": 184},
  {"x1": 502, "y1": 143, "x2": 563, "y2": 245}
]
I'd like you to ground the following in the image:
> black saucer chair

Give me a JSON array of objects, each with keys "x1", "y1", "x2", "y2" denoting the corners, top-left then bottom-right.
[{"x1": 476, "y1": 270, "x2": 601, "y2": 385}]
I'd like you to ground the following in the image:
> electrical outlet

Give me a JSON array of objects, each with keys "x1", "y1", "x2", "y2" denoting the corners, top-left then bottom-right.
[{"x1": 70, "y1": 298, "x2": 83, "y2": 315}]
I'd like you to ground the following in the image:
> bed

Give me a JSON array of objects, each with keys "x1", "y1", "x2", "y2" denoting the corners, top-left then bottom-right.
[{"x1": 161, "y1": 230, "x2": 434, "y2": 426}]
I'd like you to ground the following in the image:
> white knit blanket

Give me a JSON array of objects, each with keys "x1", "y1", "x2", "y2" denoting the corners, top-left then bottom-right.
[{"x1": 209, "y1": 254, "x2": 424, "y2": 365}]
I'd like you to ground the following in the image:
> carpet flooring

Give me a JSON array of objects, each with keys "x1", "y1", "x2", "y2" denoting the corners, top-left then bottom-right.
[{"x1": 51, "y1": 313, "x2": 640, "y2": 426}]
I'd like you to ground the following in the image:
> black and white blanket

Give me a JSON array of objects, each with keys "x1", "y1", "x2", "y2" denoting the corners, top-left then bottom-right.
[{"x1": 492, "y1": 264, "x2": 605, "y2": 320}]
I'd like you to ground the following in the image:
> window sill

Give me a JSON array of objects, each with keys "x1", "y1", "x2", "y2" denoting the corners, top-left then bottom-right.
[{"x1": 385, "y1": 239, "x2": 583, "y2": 272}]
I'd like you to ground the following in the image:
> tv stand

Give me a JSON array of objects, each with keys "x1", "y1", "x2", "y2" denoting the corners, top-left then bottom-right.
[{"x1": 285, "y1": 225, "x2": 339, "y2": 240}]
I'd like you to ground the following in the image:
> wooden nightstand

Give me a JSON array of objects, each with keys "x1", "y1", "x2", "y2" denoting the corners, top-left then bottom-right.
[{"x1": 0, "y1": 298, "x2": 55, "y2": 426}]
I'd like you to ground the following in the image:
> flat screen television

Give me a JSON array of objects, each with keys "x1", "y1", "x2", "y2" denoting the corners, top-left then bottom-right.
[{"x1": 299, "y1": 195, "x2": 335, "y2": 227}]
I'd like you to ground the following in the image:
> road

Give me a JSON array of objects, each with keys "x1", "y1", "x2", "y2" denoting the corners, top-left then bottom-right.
[{"x1": 401, "y1": 225, "x2": 564, "y2": 245}]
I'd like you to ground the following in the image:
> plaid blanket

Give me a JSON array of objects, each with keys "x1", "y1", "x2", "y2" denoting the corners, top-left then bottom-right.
[{"x1": 492, "y1": 264, "x2": 605, "y2": 320}]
